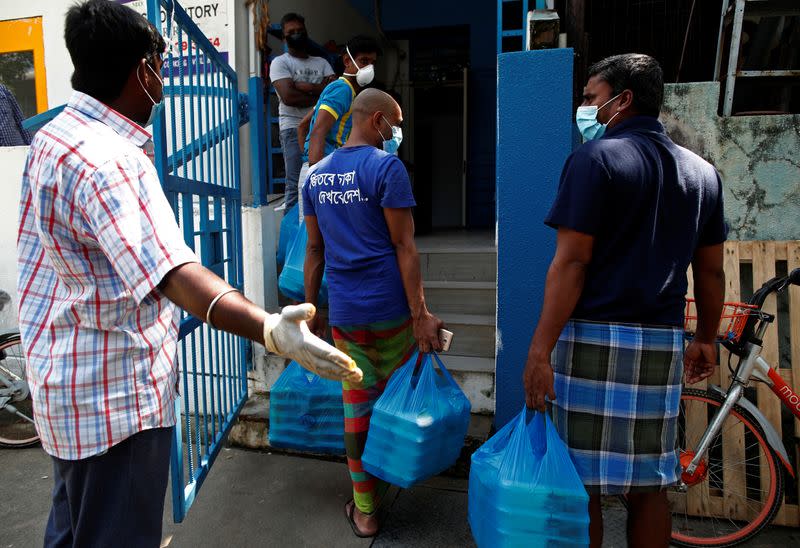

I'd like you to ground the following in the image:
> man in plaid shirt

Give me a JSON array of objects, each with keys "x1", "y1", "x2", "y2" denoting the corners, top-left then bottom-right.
[{"x1": 16, "y1": 2, "x2": 359, "y2": 546}]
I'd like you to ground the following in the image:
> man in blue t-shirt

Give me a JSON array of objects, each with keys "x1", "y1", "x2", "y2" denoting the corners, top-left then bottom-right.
[
  {"x1": 303, "y1": 89, "x2": 444, "y2": 538},
  {"x1": 523, "y1": 54, "x2": 727, "y2": 547}
]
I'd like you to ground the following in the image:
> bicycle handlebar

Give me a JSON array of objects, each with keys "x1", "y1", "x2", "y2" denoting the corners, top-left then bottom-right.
[
  {"x1": 748, "y1": 268, "x2": 800, "y2": 309},
  {"x1": 719, "y1": 268, "x2": 799, "y2": 355}
]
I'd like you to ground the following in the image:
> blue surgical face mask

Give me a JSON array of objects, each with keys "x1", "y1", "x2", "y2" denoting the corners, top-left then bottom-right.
[
  {"x1": 378, "y1": 115, "x2": 403, "y2": 155},
  {"x1": 145, "y1": 102, "x2": 165, "y2": 129},
  {"x1": 137, "y1": 60, "x2": 164, "y2": 127},
  {"x1": 575, "y1": 93, "x2": 622, "y2": 141}
]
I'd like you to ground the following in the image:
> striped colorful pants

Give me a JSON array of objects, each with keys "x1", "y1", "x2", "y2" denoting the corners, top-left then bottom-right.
[{"x1": 332, "y1": 315, "x2": 416, "y2": 515}]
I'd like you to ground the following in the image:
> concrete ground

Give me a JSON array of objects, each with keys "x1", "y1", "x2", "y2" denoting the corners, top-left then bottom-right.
[{"x1": 2, "y1": 445, "x2": 799, "y2": 548}]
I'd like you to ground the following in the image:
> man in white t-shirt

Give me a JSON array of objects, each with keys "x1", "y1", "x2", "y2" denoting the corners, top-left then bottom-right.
[{"x1": 269, "y1": 13, "x2": 334, "y2": 209}]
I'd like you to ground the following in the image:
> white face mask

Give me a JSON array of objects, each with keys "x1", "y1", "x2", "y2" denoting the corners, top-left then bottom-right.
[
  {"x1": 137, "y1": 59, "x2": 164, "y2": 127},
  {"x1": 343, "y1": 46, "x2": 374, "y2": 87}
]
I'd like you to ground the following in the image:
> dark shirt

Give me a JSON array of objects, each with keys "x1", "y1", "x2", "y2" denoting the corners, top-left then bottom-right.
[
  {"x1": 545, "y1": 115, "x2": 728, "y2": 327},
  {"x1": 0, "y1": 84, "x2": 32, "y2": 146}
]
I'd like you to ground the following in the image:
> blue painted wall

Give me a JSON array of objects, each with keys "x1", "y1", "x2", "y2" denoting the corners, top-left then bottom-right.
[
  {"x1": 349, "y1": 0, "x2": 498, "y2": 227},
  {"x1": 495, "y1": 49, "x2": 574, "y2": 427}
]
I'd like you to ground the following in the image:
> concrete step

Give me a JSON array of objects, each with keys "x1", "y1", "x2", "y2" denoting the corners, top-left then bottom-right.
[
  {"x1": 424, "y1": 280, "x2": 495, "y2": 316},
  {"x1": 228, "y1": 392, "x2": 495, "y2": 479},
  {"x1": 439, "y1": 354, "x2": 495, "y2": 373},
  {"x1": 438, "y1": 313, "x2": 496, "y2": 359},
  {"x1": 419, "y1": 250, "x2": 496, "y2": 283}
]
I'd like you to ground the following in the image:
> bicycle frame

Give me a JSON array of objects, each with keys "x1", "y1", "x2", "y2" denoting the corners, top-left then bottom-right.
[
  {"x1": 765, "y1": 362, "x2": 800, "y2": 420},
  {"x1": 0, "y1": 367, "x2": 29, "y2": 406},
  {"x1": 0, "y1": 370, "x2": 20, "y2": 397},
  {"x1": 685, "y1": 316, "x2": 797, "y2": 479}
]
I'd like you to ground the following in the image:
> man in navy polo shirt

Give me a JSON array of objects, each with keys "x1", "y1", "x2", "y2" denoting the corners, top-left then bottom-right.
[{"x1": 523, "y1": 54, "x2": 727, "y2": 547}]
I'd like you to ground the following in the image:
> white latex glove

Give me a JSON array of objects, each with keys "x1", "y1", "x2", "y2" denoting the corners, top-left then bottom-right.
[{"x1": 263, "y1": 303, "x2": 362, "y2": 383}]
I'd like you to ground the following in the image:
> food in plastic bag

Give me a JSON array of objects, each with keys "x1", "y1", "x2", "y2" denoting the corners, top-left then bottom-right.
[
  {"x1": 268, "y1": 361, "x2": 345, "y2": 454},
  {"x1": 469, "y1": 407, "x2": 590, "y2": 547},
  {"x1": 276, "y1": 203, "x2": 300, "y2": 267},
  {"x1": 361, "y1": 352, "x2": 471, "y2": 488},
  {"x1": 278, "y1": 218, "x2": 328, "y2": 305}
]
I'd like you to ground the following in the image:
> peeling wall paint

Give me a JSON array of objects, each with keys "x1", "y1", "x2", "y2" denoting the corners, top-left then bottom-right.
[{"x1": 661, "y1": 82, "x2": 800, "y2": 241}]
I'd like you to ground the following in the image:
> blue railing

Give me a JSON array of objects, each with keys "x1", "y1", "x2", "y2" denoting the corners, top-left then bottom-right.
[{"x1": 146, "y1": 0, "x2": 247, "y2": 523}]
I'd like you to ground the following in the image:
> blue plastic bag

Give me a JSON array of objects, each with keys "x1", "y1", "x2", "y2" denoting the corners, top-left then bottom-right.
[
  {"x1": 278, "y1": 218, "x2": 328, "y2": 305},
  {"x1": 469, "y1": 407, "x2": 589, "y2": 547},
  {"x1": 361, "y1": 351, "x2": 471, "y2": 488},
  {"x1": 268, "y1": 361, "x2": 344, "y2": 454},
  {"x1": 276, "y1": 204, "x2": 300, "y2": 267}
]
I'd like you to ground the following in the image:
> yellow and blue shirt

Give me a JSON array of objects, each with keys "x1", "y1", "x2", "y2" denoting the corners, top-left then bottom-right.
[{"x1": 302, "y1": 77, "x2": 356, "y2": 162}]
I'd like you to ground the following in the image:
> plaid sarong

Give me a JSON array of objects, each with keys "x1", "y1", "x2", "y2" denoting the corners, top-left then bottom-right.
[
  {"x1": 332, "y1": 315, "x2": 416, "y2": 514},
  {"x1": 551, "y1": 320, "x2": 684, "y2": 495}
]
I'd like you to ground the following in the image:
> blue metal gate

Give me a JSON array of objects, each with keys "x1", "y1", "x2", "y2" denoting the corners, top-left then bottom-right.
[{"x1": 146, "y1": 0, "x2": 248, "y2": 523}]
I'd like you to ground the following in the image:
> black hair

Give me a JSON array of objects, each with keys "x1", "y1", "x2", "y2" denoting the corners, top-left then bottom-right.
[
  {"x1": 280, "y1": 13, "x2": 305, "y2": 33},
  {"x1": 345, "y1": 35, "x2": 383, "y2": 58},
  {"x1": 587, "y1": 54, "x2": 664, "y2": 117},
  {"x1": 65, "y1": 0, "x2": 165, "y2": 102}
]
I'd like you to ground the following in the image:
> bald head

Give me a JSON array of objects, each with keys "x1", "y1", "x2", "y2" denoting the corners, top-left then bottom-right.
[
  {"x1": 352, "y1": 88, "x2": 400, "y2": 123},
  {"x1": 345, "y1": 88, "x2": 403, "y2": 149}
]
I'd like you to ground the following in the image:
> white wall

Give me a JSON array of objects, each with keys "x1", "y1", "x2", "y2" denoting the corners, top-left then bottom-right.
[
  {"x1": 0, "y1": 0, "x2": 239, "y2": 110},
  {"x1": 0, "y1": 147, "x2": 27, "y2": 330},
  {"x1": 1, "y1": 1, "x2": 75, "y2": 110}
]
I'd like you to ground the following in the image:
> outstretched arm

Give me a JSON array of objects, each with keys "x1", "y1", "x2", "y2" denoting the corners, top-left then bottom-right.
[{"x1": 159, "y1": 262, "x2": 360, "y2": 381}]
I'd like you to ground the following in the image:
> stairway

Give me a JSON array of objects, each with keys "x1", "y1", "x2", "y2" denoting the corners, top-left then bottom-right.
[
  {"x1": 235, "y1": 229, "x2": 496, "y2": 455},
  {"x1": 264, "y1": 229, "x2": 497, "y2": 414},
  {"x1": 418, "y1": 231, "x2": 497, "y2": 414}
]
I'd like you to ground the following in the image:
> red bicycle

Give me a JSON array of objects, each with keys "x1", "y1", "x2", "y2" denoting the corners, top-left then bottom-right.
[{"x1": 669, "y1": 268, "x2": 800, "y2": 546}]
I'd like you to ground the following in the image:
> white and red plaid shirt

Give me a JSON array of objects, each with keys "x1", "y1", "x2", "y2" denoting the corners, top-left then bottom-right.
[{"x1": 17, "y1": 91, "x2": 198, "y2": 460}]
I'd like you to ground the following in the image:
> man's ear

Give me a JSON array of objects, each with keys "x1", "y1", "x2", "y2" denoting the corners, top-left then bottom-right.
[
  {"x1": 137, "y1": 58, "x2": 149, "y2": 85},
  {"x1": 370, "y1": 111, "x2": 382, "y2": 130},
  {"x1": 618, "y1": 89, "x2": 634, "y2": 112}
]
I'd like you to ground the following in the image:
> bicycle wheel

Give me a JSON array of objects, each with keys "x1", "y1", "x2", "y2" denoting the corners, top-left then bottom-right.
[
  {"x1": 669, "y1": 388, "x2": 783, "y2": 547},
  {"x1": 0, "y1": 334, "x2": 39, "y2": 447}
]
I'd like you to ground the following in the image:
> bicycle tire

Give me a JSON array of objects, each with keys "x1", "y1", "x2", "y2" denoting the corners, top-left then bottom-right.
[
  {"x1": 669, "y1": 388, "x2": 783, "y2": 547},
  {"x1": 0, "y1": 334, "x2": 39, "y2": 448}
]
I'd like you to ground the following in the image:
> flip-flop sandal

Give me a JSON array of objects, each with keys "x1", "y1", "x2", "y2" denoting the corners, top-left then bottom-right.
[{"x1": 344, "y1": 499, "x2": 378, "y2": 538}]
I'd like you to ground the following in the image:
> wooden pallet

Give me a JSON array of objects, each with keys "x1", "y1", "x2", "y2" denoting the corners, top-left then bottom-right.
[{"x1": 684, "y1": 241, "x2": 800, "y2": 527}]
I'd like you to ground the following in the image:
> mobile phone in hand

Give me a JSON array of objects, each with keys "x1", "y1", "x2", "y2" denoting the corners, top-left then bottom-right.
[{"x1": 439, "y1": 329, "x2": 454, "y2": 352}]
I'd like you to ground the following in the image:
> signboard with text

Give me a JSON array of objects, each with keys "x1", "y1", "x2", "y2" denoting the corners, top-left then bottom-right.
[{"x1": 119, "y1": 0, "x2": 230, "y2": 69}]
